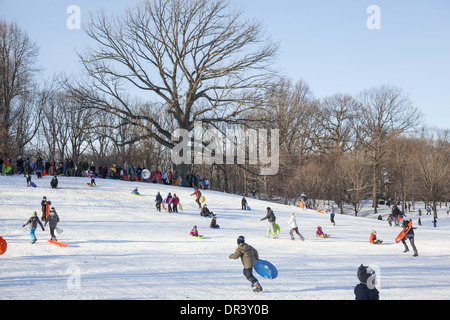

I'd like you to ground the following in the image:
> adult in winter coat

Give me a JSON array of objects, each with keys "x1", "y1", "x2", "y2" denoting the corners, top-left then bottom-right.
[
  {"x1": 44, "y1": 207, "x2": 60, "y2": 241},
  {"x1": 229, "y1": 236, "x2": 262, "y2": 292},
  {"x1": 354, "y1": 264, "x2": 379, "y2": 300},
  {"x1": 40, "y1": 196, "x2": 49, "y2": 221},
  {"x1": 328, "y1": 203, "x2": 336, "y2": 225},
  {"x1": 287, "y1": 212, "x2": 304, "y2": 241},
  {"x1": 401, "y1": 219, "x2": 418, "y2": 257},
  {"x1": 261, "y1": 207, "x2": 278, "y2": 238},
  {"x1": 392, "y1": 205, "x2": 401, "y2": 226},
  {"x1": 191, "y1": 188, "x2": 202, "y2": 209},
  {"x1": 22, "y1": 211, "x2": 45, "y2": 244},
  {"x1": 155, "y1": 192, "x2": 163, "y2": 211},
  {"x1": 241, "y1": 197, "x2": 248, "y2": 210},
  {"x1": 200, "y1": 204, "x2": 213, "y2": 217}
]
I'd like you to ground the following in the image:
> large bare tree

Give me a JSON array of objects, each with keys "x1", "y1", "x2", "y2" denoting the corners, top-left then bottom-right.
[
  {"x1": 70, "y1": 0, "x2": 277, "y2": 185},
  {"x1": 0, "y1": 19, "x2": 39, "y2": 157},
  {"x1": 353, "y1": 85, "x2": 420, "y2": 214}
]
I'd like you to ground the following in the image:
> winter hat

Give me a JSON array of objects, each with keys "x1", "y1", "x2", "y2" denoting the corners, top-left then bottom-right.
[
  {"x1": 237, "y1": 235, "x2": 245, "y2": 245},
  {"x1": 32, "y1": 211, "x2": 37, "y2": 216},
  {"x1": 357, "y1": 264, "x2": 375, "y2": 284},
  {"x1": 372, "y1": 230, "x2": 377, "y2": 234}
]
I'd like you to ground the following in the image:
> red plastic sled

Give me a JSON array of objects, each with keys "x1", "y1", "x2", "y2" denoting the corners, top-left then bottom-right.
[
  {"x1": 48, "y1": 240, "x2": 68, "y2": 247},
  {"x1": 0, "y1": 237, "x2": 7, "y2": 255}
]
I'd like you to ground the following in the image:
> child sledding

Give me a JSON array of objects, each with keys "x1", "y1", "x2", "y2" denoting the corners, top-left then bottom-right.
[
  {"x1": 370, "y1": 230, "x2": 383, "y2": 244},
  {"x1": 316, "y1": 226, "x2": 330, "y2": 238},
  {"x1": 190, "y1": 225, "x2": 203, "y2": 239}
]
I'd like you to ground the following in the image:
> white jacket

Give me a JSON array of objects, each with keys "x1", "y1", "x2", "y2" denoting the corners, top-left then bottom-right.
[{"x1": 287, "y1": 213, "x2": 298, "y2": 228}]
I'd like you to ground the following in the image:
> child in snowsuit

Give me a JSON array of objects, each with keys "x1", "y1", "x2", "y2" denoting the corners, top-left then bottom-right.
[
  {"x1": 22, "y1": 211, "x2": 45, "y2": 244},
  {"x1": 210, "y1": 214, "x2": 220, "y2": 228},
  {"x1": 90, "y1": 171, "x2": 96, "y2": 186},
  {"x1": 172, "y1": 194, "x2": 179, "y2": 212},
  {"x1": 190, "y1": 225, "x2": 201, "y2": 237},
  {"x1": 354, "y1": 264, "x2": 379, "y2": 300},
  {"x1": 316, "y1": 226, "x2": 328, "y2": 238},
  {"x1": 44, "y1": 207, "x2": 60, "y2": 241},
  {"x1": 287, "y1": 212, "x2": 304, "y2": 241},
  {"x1": 50, "y1": 176, "x2": 58, "y2": 189},
  {"x1": 229, "y1": 236, "x2": 262, "y2": 292},
  {"x1": 369, "y1": 230, "x2": 383, "y2": 244},
  {"x1": 131, "y1": 187, "x2": 140, "y2": 195},
  {"x1": 261, "y1": 207, "x2": 278, "y2": 238},
  {"x1": 401, "y1": 220, "x2": 418, "y2": 257}
]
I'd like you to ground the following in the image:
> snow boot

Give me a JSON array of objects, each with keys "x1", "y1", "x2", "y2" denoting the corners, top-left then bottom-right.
[
  {"x1": 32, "y1": 239, "x2": 37, "y2": 244},
  {"x1": 253, "y1": 282, "x2": 262, "y2": 292},
  {"x1": 413, "y1": 251, "x2": 418, "y2": 257}
]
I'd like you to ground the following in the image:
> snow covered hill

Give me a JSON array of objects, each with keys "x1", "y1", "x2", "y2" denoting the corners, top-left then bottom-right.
[{"x1": 1, "y1": 175, "x2": 449, "y2": 300}]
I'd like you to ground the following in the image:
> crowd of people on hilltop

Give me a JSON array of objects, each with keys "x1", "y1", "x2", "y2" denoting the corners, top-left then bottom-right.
[{"x1": 1, "y1": 156, "x2": 209, "y2": 189}]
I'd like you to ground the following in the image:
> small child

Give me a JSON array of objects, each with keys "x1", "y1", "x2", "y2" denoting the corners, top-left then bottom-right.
[
  {"x1": 22, "y1": 211, "x2": 45, "y2": 244},
  {"x1": 190, "y1": 225, "x2": 202, "y2": 237},
  {"x1": 131, "y1": 187, "x2": 140, "y2": 195},
  {"x1": 316, "y1": 226, "x2": 328, "y2": 238},
  {"x1": 369, "y1": 230, "x2": 383, "y2": 244},
  {"x1": 210, "y1": 214, "x2": 220, "y2": 229},
  {"x1": 90, "y1": 171, "x2": 96, "y2": 186},
  {"x1": 354, "y1": 264, "x2": 379, "y2": 300}
]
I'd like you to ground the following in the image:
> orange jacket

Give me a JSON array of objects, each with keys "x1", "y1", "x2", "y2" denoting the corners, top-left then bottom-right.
[
  {"x1": 370, "y1": 233, "x2": 377, "y2": 244},
  {"x1": 191, "y1": 189, "x2": 201, "y2": 199}
]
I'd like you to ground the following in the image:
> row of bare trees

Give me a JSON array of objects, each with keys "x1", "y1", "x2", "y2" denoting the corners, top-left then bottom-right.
[{"x1": 1, "y1": 0, "x2": 449, "y2": 217}]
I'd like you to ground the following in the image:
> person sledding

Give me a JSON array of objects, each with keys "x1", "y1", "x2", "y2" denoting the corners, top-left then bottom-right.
[
  {"x1": 44, "y1": 207, "x2": 60, "y2": 241},
  {"x1": 190, "y1": 225, "x2": 202, "y2": 238},
  {"x1": 229, "y1": 236, "x2": 262, "y2": 292},
  {"x1": 369, "y1": 230, "x2": 383, "y2": 244},
  {"x1": 316, "y1": 226, "x2": 329, "y2": 238},
  {"x1": 50, "y1": 176, "x2": 58, "y2": 189},
  {"x1": 131, "y1": 187, "x2": 140, "y2": 195},
  {"x1": 22, "y1": 211, "x2": 45, "y2": 244},
  {"x1": 210, "y1": 214, "x2": 220, "y2": 229},
  {"x1": 200, "y1": 204, "x2": 214, "y2": 217},
  {"x1": 191, "y1": 188, "x2": 202, "y2": 209}
]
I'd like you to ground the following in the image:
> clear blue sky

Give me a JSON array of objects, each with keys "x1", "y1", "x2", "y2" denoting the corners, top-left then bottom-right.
[{"x1": 1, "y1": 0, "x2": 449, "y2": 130}]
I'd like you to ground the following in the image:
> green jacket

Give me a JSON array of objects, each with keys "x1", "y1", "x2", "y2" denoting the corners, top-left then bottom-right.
[{"x1": 229, "y1": 243, "x2": 259, "y2": 269}]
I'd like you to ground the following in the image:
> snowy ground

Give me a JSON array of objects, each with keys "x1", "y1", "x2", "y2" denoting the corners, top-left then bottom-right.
[{"x1": 1, "y1": 175, "x2": 449, "y2": 300}]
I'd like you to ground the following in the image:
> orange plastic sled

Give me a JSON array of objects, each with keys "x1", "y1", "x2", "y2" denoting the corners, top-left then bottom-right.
[{"x1": 48, "y1": 240, "x2": 68, "y2": 247}]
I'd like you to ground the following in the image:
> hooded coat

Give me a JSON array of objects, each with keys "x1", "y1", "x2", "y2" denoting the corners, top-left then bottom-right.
[{"x1": 229, "y1": 243, "x2": 259, "y2": 269}]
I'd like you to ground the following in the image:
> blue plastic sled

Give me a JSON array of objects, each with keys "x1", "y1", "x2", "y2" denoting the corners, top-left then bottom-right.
[
  {"x1": 30, "y1": 182, "x2": 37, "y2": 188},
  {"x1": 254, "y1": 259, "x2": 278, "y2": 279},
  {"x1": 246, "y1": 205, "x2": 251, "y2": 210}
]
